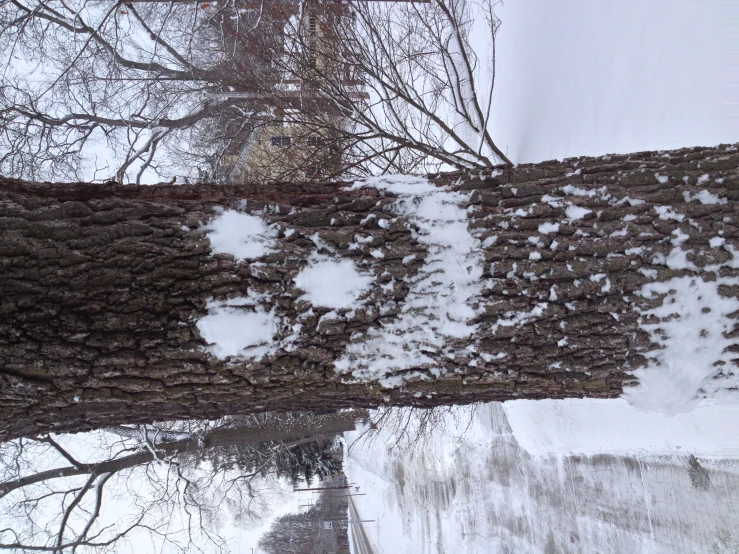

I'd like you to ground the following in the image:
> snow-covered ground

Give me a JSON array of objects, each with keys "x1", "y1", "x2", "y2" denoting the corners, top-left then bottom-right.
[
  {"x1": 346, "y1": 404, "x2": 739, "y2": 554},
  {"x1": 506, "y1": 399, "x2": 739, "y2": 458}
]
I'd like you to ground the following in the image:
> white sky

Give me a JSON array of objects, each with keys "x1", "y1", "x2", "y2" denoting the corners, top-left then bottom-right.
[{"x1": 490, "y1": 0, "x2": 735, "y2": 163}]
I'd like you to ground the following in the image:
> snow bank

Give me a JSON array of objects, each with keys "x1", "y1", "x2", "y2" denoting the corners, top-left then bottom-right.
[
  {"x1": 505, "y1": 398, "x2": 739, "y2": 457},
  {"x1": 346, "y1": 403, "x2": 739, "y2": 554}
]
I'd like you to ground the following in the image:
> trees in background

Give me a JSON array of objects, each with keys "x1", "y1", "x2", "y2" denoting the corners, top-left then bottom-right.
[
  {"x1": 271, "y1": 0, "x2": 511, "y2": 175},
  {"x1": 0, "y1": 0, "x2": 509, "y2": 183},
  {"x1": 204, "y1": 416, "x2": 343, "y2": 487},
  {"x1": 0, "y1": 411, "x2": 360, "y2": 552},
  {"x1": 259, "y1": 482, "x2": 352, "y2": 554},
  {"x1": 0, "y1": 0, "x2": 277, "y2": 182},
  {"x1": 348, "y1": 404, "x2": 478, "y2": 457}
]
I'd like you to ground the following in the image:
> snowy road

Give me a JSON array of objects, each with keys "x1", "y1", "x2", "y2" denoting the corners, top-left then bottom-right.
[{"x1": 348, "y1": 496, "x2": 376, "y2": 554}]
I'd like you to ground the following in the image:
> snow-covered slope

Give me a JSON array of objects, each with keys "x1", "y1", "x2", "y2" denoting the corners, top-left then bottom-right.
[
  {"x1": 505, "y1": 399, "x2": 739, "y2": 458},
  {"x1": 346, "y1": 404, "x2": 739, "y2": 554}
]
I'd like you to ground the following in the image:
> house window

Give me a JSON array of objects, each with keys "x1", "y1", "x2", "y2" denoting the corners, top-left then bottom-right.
[
  {"x1": 306, "y1": 136, "x2": 325, "y2": 146},
  {"x1": 270, "y1": 136, "x2": 291, "y2": 147},
  {"x1": 322, "y1": 521, "x2": 333, "y2": 530}
]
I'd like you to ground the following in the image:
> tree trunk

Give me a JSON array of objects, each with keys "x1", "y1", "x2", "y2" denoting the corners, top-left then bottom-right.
[{"x1": 1, "y1": 144, "x2": 737, "y2": 441}]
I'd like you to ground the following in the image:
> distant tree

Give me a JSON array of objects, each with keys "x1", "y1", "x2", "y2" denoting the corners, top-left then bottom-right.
[
  {"x1": 259, "y1": 512, "x2": 318, "y2": 554},
  {"x1": 0, "y1": 0, "x2": 284, "y2": 182},
  {"x1": 267, "y1": 0, "x2": 512, "y2": 176},
  {"x1": 281, "y1": 440, "x2": 343, "y2": 486},
  {"x1": 258, "y1": 486, "x2": 350, "y2": 554},
  {"x1": 205, "y1": 414, "x2": 343, "y2": 487}
]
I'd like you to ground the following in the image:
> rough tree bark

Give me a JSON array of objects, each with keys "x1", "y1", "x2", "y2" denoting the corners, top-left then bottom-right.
[{"x1": 1, "y1": 144, "x2": 738, "y2": 442}]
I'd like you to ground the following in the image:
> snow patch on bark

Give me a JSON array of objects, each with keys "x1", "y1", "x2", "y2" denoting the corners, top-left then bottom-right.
[
  {"x1": 624, "y1": 276, "x2": 739, "y2": 414},
  {"x1": 653, "y1": 206, "x2": 685, "y2": 222},
  {"x1": 565, "y1": 205, "x2": 592, "y2": 220},
  {"x1": 683, "y1": 189, "x2": 726, "y2": 205},
  {"x1": 560, "y1": 184, "x2": 595, "y2": 197},
  {"x1": 652, "y1": 241, "x2": 739, "y2": 272},
  {"x1": 491, "y1": 302, "x2": 548, "y2": 336},
  {"x1": 335, "y1": 175, "x2": 483, "y2": 385},
  {"x1": 196, "y1": 296, "x2": 278, "y2": 360},
  {"x1": 538, "y1": 222, "x2": 559, "y2": 234},
  {"x1": 205, "y1": 209, "x2": 277, "y2": 261},
  {"x1": 294, "y1": 255, "x2": 372, "y2": 309}
]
